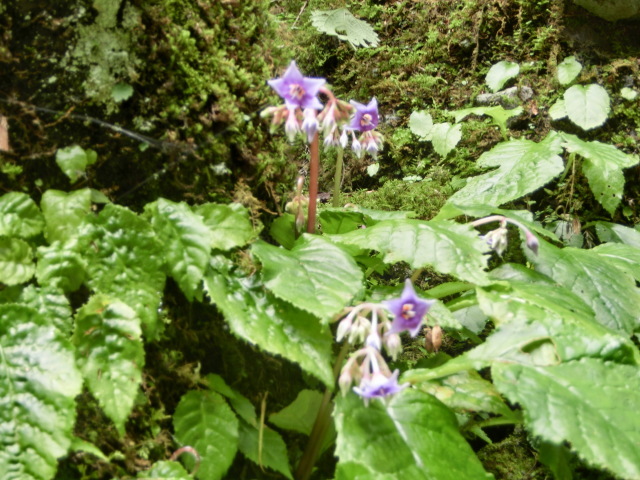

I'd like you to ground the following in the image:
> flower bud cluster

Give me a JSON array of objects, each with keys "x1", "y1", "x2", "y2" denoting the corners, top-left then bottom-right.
[
  {"x1": 263, "y1": 61, "x2": 384, "y2": 158},
  {"x1": 333, "y1": 280, "x2": 436, "y2": 405},
  {"x1": 471, "y1": 215, "x2": 540, "y2": 257}
]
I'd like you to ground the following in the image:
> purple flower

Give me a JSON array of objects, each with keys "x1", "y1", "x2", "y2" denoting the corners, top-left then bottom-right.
[
  {"x1": 267, "y1": 61, "x2": 325, "y2": 111},
  {"x1": 349, "y1": 98, "x2": 379, "y2": 132},
  {"x1": 384, "y1": 279, "x2": 435, "y2": 337},
  {"x1": 353, "y1": 370, "x2": 408, "y2": 401}
]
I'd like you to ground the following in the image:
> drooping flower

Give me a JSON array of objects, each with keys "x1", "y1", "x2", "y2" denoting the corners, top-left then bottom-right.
[
  {"x1": 267, "y1": 61, "x2": 325, "y2": 111},
  {"x1": 384, "y1": 279, "x2": 435, "y2": 337},
  {"x1": 349, "y1": 98, "x2": 379, "y2": 132},
  {"x1": 353, "y1": 370, "x2": 408, "y2": 401}
]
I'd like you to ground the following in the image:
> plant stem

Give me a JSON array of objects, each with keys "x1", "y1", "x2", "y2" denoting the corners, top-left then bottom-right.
[
  {"x1": 294, "y1": 342, "x2": 350, "y2": 480},
  {"x1": 332, "y1": 148, "x2": 344, "y2": 207},
  {"x1": 307, "y1": 132, "x2": 319, "y2": 233}
]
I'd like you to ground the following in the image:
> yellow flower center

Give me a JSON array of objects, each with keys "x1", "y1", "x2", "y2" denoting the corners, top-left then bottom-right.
[{"x1": 360, "y1": 113, "x2": 372, "y2": 127}]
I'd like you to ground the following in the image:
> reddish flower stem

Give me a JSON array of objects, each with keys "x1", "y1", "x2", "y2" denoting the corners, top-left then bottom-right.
[{"x1": 306, "y1": 132, "x2": 319, "y2": 233}]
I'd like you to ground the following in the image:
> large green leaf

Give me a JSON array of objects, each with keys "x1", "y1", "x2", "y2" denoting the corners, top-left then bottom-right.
[
  {"x1": 17, "y1": 285, "x2": 73, "y2": 336},
  {"x1": 72, "y1": 295, "x2": 144, "y2": 436},
  {"x1": 238, "y1": 420, "x2": 293, "y2": 480},
  {"x1": 528, "y1": 239, "x2": 640, "y2": 334},
  {"x1": 447, "y1": 132, "x2": 564, "y2": 207},
  {"x1": 0, "y1": 305, "x2": 82, "y2": 480},
  {"x1": 334, "y1": 390, "x2": 493, "y2": 479},
  {"x1": 594, "y1": 221, "x2": 640, "y2": 248},
  {"x1": 40, "y1": 189, "x2": 92, "y2": 244},
  {"x1": 0, "y1": 192, "x2": 45, "y2": 238},
  {"x1": 36, "y1": 241, "x2": 86, "y2": 293},
  {"x1": 80, "y1": 204, "x2": 166, "y2": 339},
  {"x1": 251, "y1": 235, "x2": 363, "y2": 321},
  {"x1": 203, "y1": 267, "x2": 334, "y2": 386},
  {"x1": 485, "y1": 60, "x2": 519, "y2": 92},
  {"x1": 0, "y1": 236, "x2": 34, "y2": 285},
  {"x1": 194, "y1": 203, "x2": 256, "y2": 250},
  {"x1": 493, "y1": 359, "x2": 640, "y2": 480},
  {"x1": 331, "y1": 218, "x2": 490, "y2": 285},
  {"x1": 590, "y1": 243, "x2": 640, "y2": 282},
  {"x1": 173, "y1": 390, "x2": 239, "y2": 480},
  {"x1": 563, "y1": 84, "x2": 610, "y2": 130},
  {"x1": 561, "y1": 133, "x2": 639, "y2": 214},
  {"x1": 144, "y1": 198, "x2": 210, "y2": 301}
]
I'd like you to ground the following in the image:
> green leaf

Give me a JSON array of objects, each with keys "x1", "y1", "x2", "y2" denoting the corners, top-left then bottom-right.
[
  {"x1": 269, "y1": 389, "x2": 324, "y2": 435},
  {"x1": 620, "y1": 87, "x2": 638, "y2": 101},
  {"x1": 430, "y1": 123, "x2": 462, "y2": 157},
  {"x1": 446, "y1": 132, "x2": 564, "y2": 207},
  {"x1": 529, "y1": 239, "x2": 640, "y2": 334},
  {"x1": 173, "y1": 390, "x2": 239, "y2": 480},
  {"x1": 194, "y1": 203, "x2": 256, "y2": 250},
  {"x1": 55, "y1": 145, "x2": 98, "y2": 183},
  {"x1": 334, "y1": 390, "x2": 493, "y2": 479},
  {"x1": 560, "y1": 133, "x2": 639, "y2": 214},
  {"x1": 556, "y1": 56, "x2": 582, "y2": 85},
  {"x1": 16, "y1": 285, "x2": 73, "y2": 336},
  {"x1": 492, "y1": 359, "x2": 640, "y2": 480},
  {"x1": 203, "y1": 268, "x2": 334, "y2": 386},
  {"x1": 72, "y1": 295, "x2": 144, "y2": 436},
  {"x1": 269, "y1": 214, "x2": 296, "y2": 249},
  {"x1": 111, "y1": 82, "x2": 134, "y2": 103},
  {"x1": 36, "y1": 241, "x2": 86, "y2": 293},
  {"x1": 0, "y1": 236, "x2": 34, "y2": 285},
  {"x1": 205, "y1": 373, "x2": 257, "y2": 425},
  {"x1": 80, "y1": 204, "x2": 166, "y2": 339},
  {"x1": 485, "y1": 60, "x2": 520, "y2": 92},
  {"x1": 0, "y1": 192, "x2": 45, "y2": 238},
  {"x1": 0, "y1": 305, "x2": 82, "y2": 480},
  {"x1": 144, "y1": 198, "x2": 210, "y2": 301},
  {"x1": 331, "y1": 218, "x2": 490, "y2": 285},
  {"x1": 137, "y1": 461, "x2": 190, "y2": 479},
  {"x1": 319, "y1": 209, "x2": 367, "y2": 234},
  {"x1": 41, "y1": 189, "x2": 92, "y2": 244},
  {"x1": 548, "y1": 98, "x2": 567, "y2": 120},
  {"x1": 590, "y1": 243, "x2": 640, "y2": 282},
  {"x1": 252, "y1": 235, "x2": 363, "y2": 321},
  {"x1": 238, "y1": 420, "x2": 293, "y2": 480},
  {"x1": 449, "y1": 105, "x2": 522, "y2": 137},
  {"x1": 563, "y1": 84, "x2": 610, "y2": 130},
  {"x1": 367, "y1": 162, "x2": 380, "y2": 176},
  {"x1": 310, "y1": 8, "x2": 379, "y2": 48},
  {"x1": 594, "y1": 221, "x2": 640, "y2": 248},
  {"x1": 69, "y1": 438, "x2": 109, "y2": 462},
  {"x1": 408, "y1": 110, "x2": 434, "y2": 138}
]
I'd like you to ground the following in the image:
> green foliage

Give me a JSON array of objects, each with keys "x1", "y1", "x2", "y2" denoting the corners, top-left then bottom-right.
[
  {"x1": 55, "y1": 146, "x2": 98, "y2": 183},
  {"x1": 556, "y1": 56, "x2": 582, "y2": 86},
  {"x1": 0, "y1": 192, "x2": 44, "y2": 238},
  {"x1": 563, "y1": 84, "x2": 611, "y2": 131},
  {"x1": 485, "y1": 60, "x2": 520, "y2": 92},
  {"x1": 310, "y1": 8, "x2": 379, "y2": 48}
]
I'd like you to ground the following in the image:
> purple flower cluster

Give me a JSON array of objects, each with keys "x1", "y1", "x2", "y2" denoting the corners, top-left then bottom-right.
[
  {"x1": 334, "y1": 279, "x2": 436, "y2": 405},
  {"x1": 263, "y1": 61, "x2": 384, "y2": 157}
]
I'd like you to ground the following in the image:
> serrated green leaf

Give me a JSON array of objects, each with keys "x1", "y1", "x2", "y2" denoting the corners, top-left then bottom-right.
[
  {"x1": 69, "y1": 438, "x2": 109, "y2": 462},
  {"x1": 55, "y1": 145, "x2": 97, "y2": 183},
  {"x1": 334, "y1": 390, "x2": 493, "y2": 479},
  {"x1": 41, "y1": 189, "x2": 92, "y2": 244},
  {"x1": 331, "y1": 218, "x2": 490, "y2": 285},
  {"x1": 548, "y1": 98, "x2": 567, "y2": 120},
  {"x1": 203, "y1": 268, "x2": 334, "y2": 386},
  {"x1": 269, "y1": 389, "x2": 324, "y2": 435},
  {"x1": 430, "y1": 123, "x2": 462, "y2": 157},
  {"x1": 16, "y1": 285, "x2": 73, "y2": 335},
  {"x1": 36, "y1": 241, "x2": 86, "y2": 293},
  {"x1": 144, "y1": 198, "x2": 210, "y2": 301},
  {"x1": 492, "y1": 359, "x2": 640, "y2": 480},
  {"x1": 0, "y1": 192, "x2": 45, "y2": 238},
  {"x1": 556, "y1": 56, "x2": 582, "y2": 85},
  {"x1": 137, "y1": 460, "x2": 190, "y2": 479},
  {"x1": 561, "y1": 132, "x2": 639, "y2": 214},
  {"x1": 528, "y1": 239, "x2": 640, "y2": 334},
  {"x1": 73, "y1": 295, "x2": 144, "y2": 436},
  {"x1": 310, "y1": 8, "x2": 379, "y2": 48},
  {"x1": 485, "y1": 60, "x2": 520, "y2": 92},
  {"x1": 238, "y1": 420, "x2": 293, "y2": 480},
  {"x1": 205, "y1": 373, "x2": 257, "y2": 426},
  {"x1": 408, "y1": 110, "x2": 434, "y2": 138},
  {"x1": 0, "y1": 236, "x2": 34, "y2": 285},
  {"x1": 446, "y1": 132, "x2": 564, "y2": 207},
  {"x1": 564, "y1": 84, "x2": 610, "y2": 130},
  {"x1": 0, "y1": 305, "x2": 82, "y2": 480},
  {"x1": 80, "y1": 204, "x2": 166, "y2": 339},
  {"x1": 449, "y1": 105, "x2": 522, "y2": 137},
  {"x1": 594, "y1": 221, "x2": 640, "y2": 248},
  {"x1": 251, "y1": 235, "x2": 362, "y2": 321},
  {"x1": 194, "y1": 203, "x2": 256, "y2": 250},
  {"x1": 173, "y1": 390, "x2": 238, "y2": 480}
]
